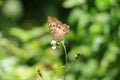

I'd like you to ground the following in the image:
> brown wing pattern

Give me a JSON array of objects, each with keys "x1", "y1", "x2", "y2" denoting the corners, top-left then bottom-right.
[{"x1": 48, "y1": 16, "x2": 69, "y2": 40}]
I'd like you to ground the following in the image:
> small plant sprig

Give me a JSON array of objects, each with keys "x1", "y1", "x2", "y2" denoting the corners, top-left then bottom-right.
[
  {"x1": 51, "y1": 40, "x2": 81, "y2": 80},
  {"x1": 38, "y1": 39, "x2": 81, "y2": 80},
  {"x1": 55, "y1": 40, "x2": 68, "y2": 80}
]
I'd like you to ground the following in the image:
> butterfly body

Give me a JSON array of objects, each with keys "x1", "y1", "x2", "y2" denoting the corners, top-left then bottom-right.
[{"x1": 48, "y1": 16, "x2": 69, "y2": 40}]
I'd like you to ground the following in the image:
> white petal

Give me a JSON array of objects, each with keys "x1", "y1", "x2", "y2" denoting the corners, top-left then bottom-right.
[
  {"x1": 51, "y1": 40, "x2": 56, "y2": 44},
  {"x1": 52, "y1": 45, "x2": 56, "y2": 49}
]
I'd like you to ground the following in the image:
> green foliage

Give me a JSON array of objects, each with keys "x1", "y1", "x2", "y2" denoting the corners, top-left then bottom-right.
[{"x1": 0, "y1": 0, "x2": 120, "y2": 80}]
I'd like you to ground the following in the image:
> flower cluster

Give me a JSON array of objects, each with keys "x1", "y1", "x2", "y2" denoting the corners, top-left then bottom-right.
[{"x1": 51, "y1": 40, "x2": 57, "y2": 49}]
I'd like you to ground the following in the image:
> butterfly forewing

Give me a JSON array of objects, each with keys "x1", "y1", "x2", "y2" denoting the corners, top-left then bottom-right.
[{"x1": 48, "y1": 16, "x2": 69, "y2": 40}]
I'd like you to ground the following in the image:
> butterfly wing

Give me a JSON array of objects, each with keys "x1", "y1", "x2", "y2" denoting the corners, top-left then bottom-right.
[{"x1": 48, "y1": 16, "x2": 69, "y2": 40}]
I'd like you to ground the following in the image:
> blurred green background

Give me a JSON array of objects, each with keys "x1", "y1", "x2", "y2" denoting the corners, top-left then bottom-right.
[{"x1": 0, "y1": 0, "x2": 120, "y2": 80}]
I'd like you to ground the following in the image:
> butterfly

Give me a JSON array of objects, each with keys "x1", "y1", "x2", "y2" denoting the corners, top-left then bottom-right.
[{"x1": 48, "y1": 16, "x2": 69, "y2": 40}]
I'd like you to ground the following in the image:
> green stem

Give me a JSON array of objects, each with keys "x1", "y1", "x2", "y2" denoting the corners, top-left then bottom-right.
[
  {"x1": 61, "y1": 42, "x2": 67, "y2": 66},
  {"x1": 59, "y1": 41, "x2": 78, "y2": 80},
  {"x1": 68, "y1": 59, "x2": 76, "y2": 71},
  {"x1": 61, "y1": 41, "x2": 68, "y2": 80},
  {"x1": 63, "y1": 59, "x2": 77, "y2": 80}
]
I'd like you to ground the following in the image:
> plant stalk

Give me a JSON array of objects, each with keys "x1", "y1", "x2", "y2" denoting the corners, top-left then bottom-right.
[{"x1": 61, "y1": 41, "x2": 68, "y2": 80}]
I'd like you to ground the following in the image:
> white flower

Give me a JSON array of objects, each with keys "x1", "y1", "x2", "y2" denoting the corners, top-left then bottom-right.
[
  {"x1": 51, "y1": 40, "x2": 57, "y2": 44},
  {"x1": 51, "y1": 40, "x2": 57, "y2": 49},
  {"x1": 52, "y1": 44, "x2": 56, "y2": 49}
]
